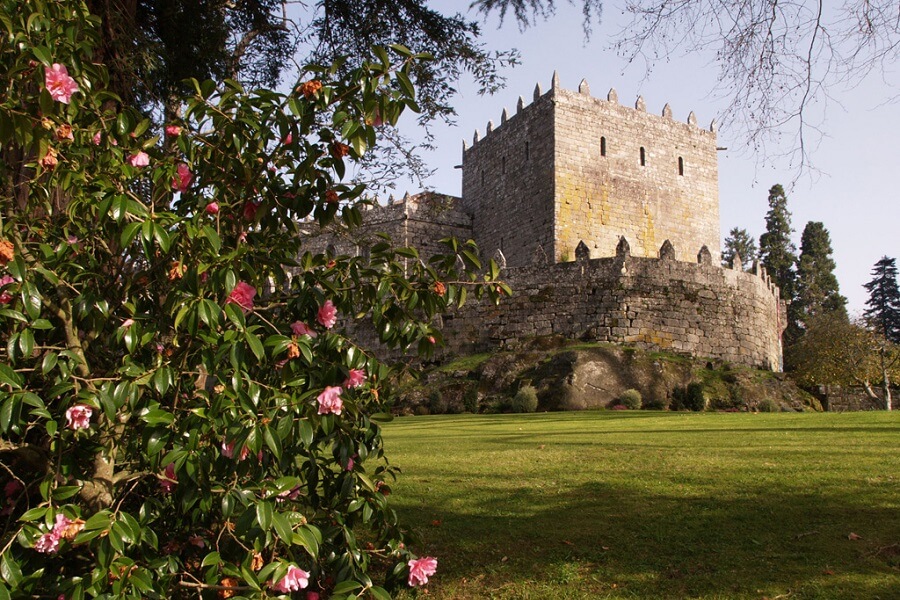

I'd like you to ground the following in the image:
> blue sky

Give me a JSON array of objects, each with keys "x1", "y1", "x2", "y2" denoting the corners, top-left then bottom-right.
[{"x1": 388, "y1": 1, "x2": 899, "y2": 314}]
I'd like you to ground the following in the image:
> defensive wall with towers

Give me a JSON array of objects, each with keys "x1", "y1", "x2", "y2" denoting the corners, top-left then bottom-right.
[{"x1": 307, "y1": 75, "x2": 786, "y2": 370}]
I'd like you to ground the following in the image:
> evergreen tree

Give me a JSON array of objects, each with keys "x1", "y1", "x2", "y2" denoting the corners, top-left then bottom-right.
[
  {"x1": 794, "y1": 221, "x2": 847, "y2": 329},
  {"x1": 864, "y1": 257, "x2": 900, "y2": 344},
  {"x1": 722, "y1": 227, "x2": 757, "y2": 269},
  {"x1": 758, "y1": 184, "x2": 798, "y2": 296}
]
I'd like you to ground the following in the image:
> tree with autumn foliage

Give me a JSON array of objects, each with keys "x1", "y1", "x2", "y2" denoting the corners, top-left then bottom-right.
[{"x1": 0, "y1": 1, "x2": 504, "y2": 597}]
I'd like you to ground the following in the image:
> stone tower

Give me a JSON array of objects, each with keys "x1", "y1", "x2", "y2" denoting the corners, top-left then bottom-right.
[{"x1": 461, "y1": 75, "x2": 720, "y2": 266}]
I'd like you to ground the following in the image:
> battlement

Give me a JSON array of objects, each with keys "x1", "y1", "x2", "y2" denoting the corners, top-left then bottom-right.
[{"x1": 465, "y1": 72, "x2": 717, "y2": 150}]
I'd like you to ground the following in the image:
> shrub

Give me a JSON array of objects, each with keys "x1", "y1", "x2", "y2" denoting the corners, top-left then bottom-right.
[
  {"x1": 673, "y1": 383, "x2": 706, "y2": 411},
  {"x1": 643, "y1": 395, "x2": 669, "y2": 410},
  {"x1": 463, "y1": 387, "x2": 480, "y2": 413},
  {"x1": 0, "y1": 3, "x2": 507, "y2": 597},
  {"x1": 511, "y1": 385, "x2": 539, "y2": 413},
  {"x1": 619, "y1": 388, "x2": 643, "y2": 410},
  {"x1": 428, "y1": 390, "x2": 449, "y2": 414},
  {"x1": 757, "y1": 397, "x2": 779, "y2": 412}
]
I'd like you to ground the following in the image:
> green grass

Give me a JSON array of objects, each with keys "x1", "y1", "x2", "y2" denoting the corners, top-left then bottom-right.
[{"x1": 383, "y1": 412, "x2": 900, "y2": 599}]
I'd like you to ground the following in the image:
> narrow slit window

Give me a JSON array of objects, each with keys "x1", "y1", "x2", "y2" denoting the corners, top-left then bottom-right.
[
  {"x1": 525, "y1": 141, "x2": 530, "y2": 160},
  {"x1": 480, "y1": 170, "x2": 485, "y2": 186},
  {"x1": 502, "y1": 156, "x2": 507, "y2": 174},
  {"x1": 600, "y1": 136, "x2": 607, "y2": 156},
  {"x1": 640, "y1": 147, "x2": 646, "y2": 166},
  {"x1": 678, "y1": 156, "x2": 684, "y2": 175}
]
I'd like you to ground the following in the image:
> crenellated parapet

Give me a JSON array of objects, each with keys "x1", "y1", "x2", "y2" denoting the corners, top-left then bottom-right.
[{"x1": 433, "y1": 236, "x2": 785, "y2": 372}]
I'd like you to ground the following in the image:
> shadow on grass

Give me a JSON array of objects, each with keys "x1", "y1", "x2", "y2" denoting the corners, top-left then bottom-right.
[{"x1": 395, "y1": 480, "x2": 900, "y2": 599}]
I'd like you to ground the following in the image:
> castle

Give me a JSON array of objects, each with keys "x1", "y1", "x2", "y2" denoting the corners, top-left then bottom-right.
[{"x1": 311, "y1": 75, "x2": 786, "y2": 370}]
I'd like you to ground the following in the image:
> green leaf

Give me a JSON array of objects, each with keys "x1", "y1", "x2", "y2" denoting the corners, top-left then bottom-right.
[
  {"x1": 202, "y1": 226, "x2": 221, "y2": 253},
  {"x1": 21, "y1": 282, "x2": 41, "y2": 320},
  {"x1": 298, "y1": 419, "x2": 313, "y2": 447},
  {"x1": 292, "y1": 525, "x2": 319, "y2": 558},
  {"x1": 0, "y1": 363, "x2": 23, "y2": 388},
  {"x1": 120, "y1": 222, "x2": 142, "y2": 247},
  {"x1": 370, "y1": 586, "x2": 392, "y2": 600},
  {"x1": 331, "y1": 581, "x2": 363, "y2": 595},
  {"x1": 244, "y1": 331, "x2": 264, "y2": 361},
  {"x1": 272, "y1": 511, "x2": 293, "y2": 544},
  {"x1": 18, "y1": 506, "x2": 48, "y2": 522},
  {"x1": 263, "y1": 426, "x2": 282, "y2": 461},
  {"x1": 141, "y1": 409, "x2": 174, "y2": 426},
  {"x1": 0, "y1": 553, "x2": 22, "y2": 588},
  {"x1": 201, "y1": 551, "x2": 221, "y2": 567},
  {"x1": 256, "y1": 501, "x2": 273, "y2": 531},
  {"x1": 32, "y1": 45, "x2": 51, "y2": 66},
  {"x1": 370, "y1": 413, "x2": 393, "y2": 423}
]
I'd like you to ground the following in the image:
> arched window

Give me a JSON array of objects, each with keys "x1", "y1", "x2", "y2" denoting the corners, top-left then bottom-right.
[
  {"x1": 678, "y1": 156, "x2": 684, "y2": 175},
  {"x1": 600, "y1": 136, "x2": 607, "y2": 157},
  {"x1": 639, "y1": 147, "x2": 646, "y2": 166}
]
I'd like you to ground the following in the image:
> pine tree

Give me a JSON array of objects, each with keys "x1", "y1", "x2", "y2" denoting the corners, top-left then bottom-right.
[
  {"x1": 758, "y1": 184, "x2": 798, "y2": 296},
  {"x1": 722, "y1": 227, "x2": 757, "y2": 269},
  {"x1": 794, "y1": 221, "x2": 847, "y2": 329},
  {"x1": 864, "y1": 257, "x2": 900, "y2": 344}
]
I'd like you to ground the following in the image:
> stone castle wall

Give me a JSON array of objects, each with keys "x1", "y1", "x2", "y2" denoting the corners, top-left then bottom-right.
[
  {"x1": 301, "y1": 192, "x2": 471, "y2": 260},
  {"x1": 461, "y1": 90, "x2": 556, "y2": 267},
  {"x1": 462, "y1": 76, "x2": 720, "y2": 266},
  {"x1": 436, "y1": 241, "x2": 784, "y2": 371}
]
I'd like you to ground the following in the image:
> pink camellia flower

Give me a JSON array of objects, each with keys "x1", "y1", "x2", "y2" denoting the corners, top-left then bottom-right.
[
  {"x1": 205, "y1": 202, "x2": 219, "y2": 215},
  {"x1": 243, "y1": 201, "x2": 260, "y2": 221},
  {"x1": 121, "y1": 318, "x2": 134, "y2": 329},
  {"x1": 159, "y1": 463, "x2": 177, "y2": 494},
  {"x1": 316, "y1": 386, "x2": 343, "y2": 416},
  {"x1": 226, "y1": 281, "x2": 256, "y2": 312},
  {"x1": 221, "y1": 440, "x2": 235, "y2": 458},
  {"x1": 407, "y1": 556, "x2": 438, "y2": 587},
  {"x1": 345, "y1": 456, "x2": 355, "y2": 471},
  {"x1": 270, "y1": 565, "x2": 309, "y2": 593},
  {"x1": 92, "y1": 131, "x2": 102, "y2": 145},
  {"x1": 65, "y1": 404, "x2": 92, "y2": 430},
  {"x1": 342, "y1": 368, "x2": 366, "y2": 389},
  {"x1": 0, "y1": 275, "x2": 14, "y2": 304},
  {"x1": 291, "y1": 321, "x2": 317, "y2": 338},
  {"x1": 34, "y1": 531, "x2": 59, "y2": 554},
  {"x1": 45, "y1": 63, "x2": 79, "y2": 104},
  {"x1": 127, "y1": 151, "x2": 150, "y2": 167},
  {"x1": 4, "y1": 480, "x2": 21, "y2": 498},
  {"x1": 165, "y1": 125, "x2": 182, "y2": 136},
  {"x1": 306, "y1": 593, "x2": 320, "y2": 600},
  {"x1": 282, "y1": 132, "x2": 293, "y2": 145},
  {"x1": 316, "y1": 300, "x2": 337, "y2": 329},
  {"x1": 171, "y1": 163, "x2": 192, "y2": 193}
]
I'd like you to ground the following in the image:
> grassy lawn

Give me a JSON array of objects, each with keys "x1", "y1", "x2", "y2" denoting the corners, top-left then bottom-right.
[{"x1": 383, "y1": 412, "x2": 900, "y2": 599}]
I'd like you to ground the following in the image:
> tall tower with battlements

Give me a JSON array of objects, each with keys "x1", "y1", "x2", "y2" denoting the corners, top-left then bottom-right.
[{"x1": 461, "y1": 74, "x2": 720, "y2": 267}]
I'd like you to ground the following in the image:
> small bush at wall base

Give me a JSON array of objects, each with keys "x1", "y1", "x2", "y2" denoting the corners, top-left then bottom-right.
[
  {"x1": 643, "y1": 395, "x2": 669, "y2": 410},
  {"x1": 619, "y1": 389, "x2": 643, "y2": 410},
  {"x1": 511, "y1": 385, "x2": 539, "y2": 413},
  {"x1": 757, "y1": 397, "x2": 779, "y2": 412},
  {"x1": 463, "y1": 387, "x2": 480, "y2": 413},
  {"x1": 672, "y1": 383, "x2": 706, "y2": 411},
  {"x1": 429, "y1": 390, "x2": 449, "y2": 414}
]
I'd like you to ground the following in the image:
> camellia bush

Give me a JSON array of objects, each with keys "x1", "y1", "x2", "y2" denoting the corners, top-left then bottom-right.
[{"x1": 0, "y1": 1, "x2": 505, "y2": 597}]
